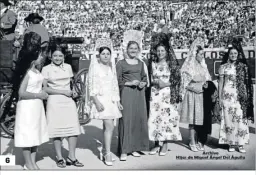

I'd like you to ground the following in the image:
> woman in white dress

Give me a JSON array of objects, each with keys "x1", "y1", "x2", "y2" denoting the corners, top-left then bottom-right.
[
  {"x1": 86, "y1": 38, "x2": 123, "y2": 166},
  {"x1": 42, "y1": 45, "x2": 83, "y2": 168},
  {"x1": 14, "y1": 53, "x2": 49, "y2": 170}
]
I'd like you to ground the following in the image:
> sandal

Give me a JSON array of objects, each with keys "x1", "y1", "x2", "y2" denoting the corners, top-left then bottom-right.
[
  {"x1": 100, "y1": 152, "x2": 113, "y2": 166},
  {"x1": 100, "y1": 151, "x2": 116, "y2": 161},
  {"x1": 66, "y1": 157, "x2": 84, "y2": 167},
  {"x1": 56, "y1": 159, "x2": 66, "y2": 168}
]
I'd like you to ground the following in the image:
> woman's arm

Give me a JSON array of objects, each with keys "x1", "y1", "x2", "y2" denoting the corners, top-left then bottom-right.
[
  {"x1": 116, "y1": 61, "x2": 134, "y2": 87},
  {"x1": 18, "y1": 73, "x2": 44, "y2": 100},
  {"x1": 42, "y1": 80, "x2": 71, "y2": 96}
]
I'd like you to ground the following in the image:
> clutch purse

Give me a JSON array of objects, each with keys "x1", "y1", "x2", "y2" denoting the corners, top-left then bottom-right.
[{"x1": 186, "y1": 82, "x2": 204, "y2": 93}]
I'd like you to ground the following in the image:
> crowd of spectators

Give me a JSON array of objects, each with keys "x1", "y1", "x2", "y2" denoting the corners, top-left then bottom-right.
[{"x1": 11, "y1": 0, "x2": 255, "y2": 53}]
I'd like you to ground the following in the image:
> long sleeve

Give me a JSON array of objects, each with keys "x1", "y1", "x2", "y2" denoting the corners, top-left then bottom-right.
[
  {"x1": 112, "y1": 72, "x2": 121, "y2": 102},
  {"x1": 88, "y1": 63, "x2": 100, "y2": 97},
  {"x1": 116, "y1": 61, "x2": 125, "y2": 91},
  {"x1": 141, "y1": 62, "x2": 148, "y2": 83}
]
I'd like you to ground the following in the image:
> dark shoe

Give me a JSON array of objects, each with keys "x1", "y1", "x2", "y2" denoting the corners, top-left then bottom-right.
[
  {"x1": 56, "y1": 159, "x2": 66, "y2": 168},
  {"x1": 66, "y1": 157, "x2": 84, "y2": 167}
]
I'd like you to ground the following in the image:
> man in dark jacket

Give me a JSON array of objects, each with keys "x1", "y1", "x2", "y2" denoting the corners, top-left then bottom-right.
[
  {"x1": 24, "y1": 13, "x2": 50, "y2": 67},
  {"x1": 0, "y1": 0, "x2": 17, "y2": 40}
]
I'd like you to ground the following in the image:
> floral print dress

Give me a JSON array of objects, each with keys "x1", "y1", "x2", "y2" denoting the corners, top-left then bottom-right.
[
  {"x1": 148, "y1": 61, "x2": 182, "y2": 141},
  {"x1": 219, "y1": 62, "x2": 249, "y2": 146}
]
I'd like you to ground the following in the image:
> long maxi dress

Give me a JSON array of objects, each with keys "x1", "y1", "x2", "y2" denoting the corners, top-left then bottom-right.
[
  {"x1": 218, "y1": 62, "x2": 249, "y2": 145},
  {"x1": 148, "y1": 61, "x2": 182, "y2": 141},
  {"x1": 116, "y1": 59, "x2": 149, "y2": 154}
]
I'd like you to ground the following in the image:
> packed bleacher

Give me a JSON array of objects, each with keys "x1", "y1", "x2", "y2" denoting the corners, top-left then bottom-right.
[{"x1": 11, "y1": 0, "x2": 255, "y2": 54}]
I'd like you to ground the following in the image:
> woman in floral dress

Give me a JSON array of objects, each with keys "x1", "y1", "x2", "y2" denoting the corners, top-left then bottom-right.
[
  {"x1": 218, "y1": 40, "x2": 254, "y2": 153},
  {"x1": 148, "y1": 33, "x2": 182, "y2": 156}
]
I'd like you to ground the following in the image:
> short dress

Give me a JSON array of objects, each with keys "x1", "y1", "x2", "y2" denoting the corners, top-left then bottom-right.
[
  {"x1": 42, "y1": 63, "x2": 81, "y2": 138},
  {"x1": 14, "y1": 70, "x2": 49, "y2": 147},
  {"x1": 89, "y1": 64, "x2": 122, "y2": 120}
]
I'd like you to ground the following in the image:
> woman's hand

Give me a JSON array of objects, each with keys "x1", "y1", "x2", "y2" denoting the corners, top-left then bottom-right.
[
  {"x1": 38, "y1": 91, "x2": 48, "y2": 100},
  {"x1": 138, "y1": 82, "x2": 147, "y2": 89},
  {"x1": 72, "y1": 89, "x2": 79, "y2": 99},
  {"x1": 158, "y1": 80, "x2": 166, "y2": 89},
  {"x1": 126, "y1": 80, "x2": 140, "y2": 86},
  {"x1": 63, "y1": 90, "x2": 72, "y2": 97},
  {"x1": 132, "y1": 80, "x2": 140, "y2": 86},
  {"x1": 203, "y1": 81, "x2": 208, "y2": 89},
  {"x1": 95, "y1": 101, "x2": 104, "y2": 112},
  {"x1": 117, "y1": 101, "x2": 123, "y2": 111}
]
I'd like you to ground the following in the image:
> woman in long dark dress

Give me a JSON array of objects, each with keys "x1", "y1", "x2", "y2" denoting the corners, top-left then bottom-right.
[{"x1": 116, "y1": 41, "x2": 149, "y2": 161}]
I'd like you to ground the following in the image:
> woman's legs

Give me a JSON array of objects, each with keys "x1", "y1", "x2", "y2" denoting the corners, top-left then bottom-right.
[
  {"x1": 189, "y1": 124, "x2": 196, "y2": 145},
  {"x1": 67, "y1": 136, "x2": 78, "y2": 160},
  {"x1": 53, "y1": 137, "x2": 63, "y2": 160},
  {"x1": 103, "y1": 119, "x2": 115, "y2": 162},
  {"x1": 22, "y1": 147, "x2": 34, "y2": 170},
  {"x1": 160, "y1": 141, "x2": 168, "y2": 153},
  {"x1": 31, "y1": 146, "x2": 39, "y2": 169}
]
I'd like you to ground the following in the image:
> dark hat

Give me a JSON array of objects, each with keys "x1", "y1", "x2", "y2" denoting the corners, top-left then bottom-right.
[
  {"x1": 0, "y1": 0, "x2": 13, "y2": 6},
  {"x1": 24, "y1": 13, "x2": 44, "y2": 22}
]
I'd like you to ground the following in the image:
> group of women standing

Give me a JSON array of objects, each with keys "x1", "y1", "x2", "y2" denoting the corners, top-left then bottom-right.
[{"x1": 13, "y1": 30, "x2": 254, "y2": 169}]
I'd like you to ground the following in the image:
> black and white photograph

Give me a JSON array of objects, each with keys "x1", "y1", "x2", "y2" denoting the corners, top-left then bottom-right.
[{"x1": 0, "y1": 0, "x2": 255, "y2": 172}]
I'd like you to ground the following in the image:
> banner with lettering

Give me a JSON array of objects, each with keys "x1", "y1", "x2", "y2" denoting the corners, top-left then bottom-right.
[{"x1": 79, "y1": 46, "x2": 255, "y2": 81}]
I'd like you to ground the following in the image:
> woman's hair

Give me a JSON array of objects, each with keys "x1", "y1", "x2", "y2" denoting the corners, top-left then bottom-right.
[
  {"x1": 99, "y1": 46, "x2": 111, "y2": 55},
  {"x1": 51, "y1": 44, "x2": 66, "y2": 57},
  {"x1": 196, "y1": 45, "x2": 203, "y2": 55},
  {"x1": 32, "y1": 18, "x2": 41, "y2": 24},
  {"x1": 127, "y1": 41, "x2": 140, "y2": 51},
  {"x1": 221, "y1": 47, "x2": 247, "y2": 65},
  {"x1": 155, "y1": 43, "x2": 168, "y2": 62}
]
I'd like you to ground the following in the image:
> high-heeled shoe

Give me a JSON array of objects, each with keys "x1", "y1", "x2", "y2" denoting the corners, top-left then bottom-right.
[
  {"x1": 149, "y1": 147, "x2": 160, "y2": 155},
  {"x1": 189, "y1": 143, "x2": 199, "y2": 152},
  {"x1": 196, "y1": 142, "x2": 205, "y2": 151},
  {"x1": 238, "y1": 146, "x2": 246, "y2": 153},
  {"x1": 66, "y1": 157, "x2": 84, "y2": 167},
  {"x1": 100, "y1": 152, "x2": 113, "y2": 166},
  {"x1": 100, "y1": 151, "x2": 116, "y2": 162}
]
